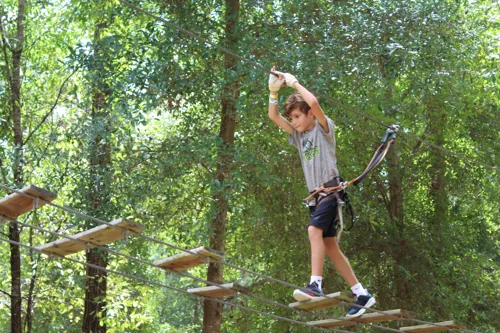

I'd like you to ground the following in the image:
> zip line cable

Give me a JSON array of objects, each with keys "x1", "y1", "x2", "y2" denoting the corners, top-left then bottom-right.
[
  {"x1": 118, "y1": 0, "x2": 498, "y2": 173},
  {"x1": 0, "y1": 237, "x2": 343, "y2": 333},
  {"x1": 0, "y1": 185, "x2": 481, "y2": 333}
]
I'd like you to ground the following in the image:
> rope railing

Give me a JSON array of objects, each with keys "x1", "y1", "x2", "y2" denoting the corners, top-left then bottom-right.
[
  {"x1": 0, "y1": 184, "x2": 481, "y2": 333},
  {"x1": 0, "y1": 236, "x2": 345, "y2": 333}
]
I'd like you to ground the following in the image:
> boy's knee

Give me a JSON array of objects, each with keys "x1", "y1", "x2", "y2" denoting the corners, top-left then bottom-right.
[
  {"x1": 324, "y1": 237, "x2": 340, "y2": 251},
  {"x1": 308, "y1": 225, "x2": 323, "y2": 239}
]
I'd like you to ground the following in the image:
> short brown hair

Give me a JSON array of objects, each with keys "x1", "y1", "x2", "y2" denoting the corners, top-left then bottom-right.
[{"x1": 284, "y1": 93, "x2": 311, "y2": 119}]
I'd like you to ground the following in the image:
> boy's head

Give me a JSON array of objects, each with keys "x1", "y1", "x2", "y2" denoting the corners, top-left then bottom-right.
[
  {"x1": 284, "y1": 92, "x2": 317, "y2": 132},
  {"x1": 284, "y1": 93, "x2": 311, "y2": 119}
]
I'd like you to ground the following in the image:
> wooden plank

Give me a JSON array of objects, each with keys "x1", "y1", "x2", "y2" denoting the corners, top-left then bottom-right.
[
  {"x1": 154, "y1": 246, "x2": 224, "y2": 272},
  {"x1": 308, "y1": 317, "x2": 356, "y2": 328},
  {"x1": 0, "y1": 185, "x2": 57, "y2": 219},
  {"x1": 187, "y1": 283, "x2": 248, "y2": 298},
  {"x1": 401, "y1": 321, "x2": 464, "y2": 333},
  {"x1": 289, "y1": 292, "x2": 355, "y2": 311},
  {"x1": 308, "y1": 309, "x2": 415, "y2": 328},
  {"x1": 37, "y1": 218, "x2": 145, "y2": 257}
]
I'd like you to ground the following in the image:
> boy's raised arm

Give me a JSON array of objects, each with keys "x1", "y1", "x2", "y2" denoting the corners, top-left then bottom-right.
[
  {"x1": 268, "y1": 67, "x2": 293, "y2": 135},
  {"x1": 284, "y1": 73, "x2": 329, "y2": 133}
]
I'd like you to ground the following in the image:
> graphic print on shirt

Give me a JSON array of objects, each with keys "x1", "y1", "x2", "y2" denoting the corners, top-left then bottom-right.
[{"x1": 302, "y1": 138, "x2": 319, "y2": 161}]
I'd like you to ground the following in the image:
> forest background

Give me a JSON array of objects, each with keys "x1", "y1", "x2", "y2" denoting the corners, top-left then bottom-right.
[{"x1": 0, "y1": 0, "x2": 498, "y2": 332}]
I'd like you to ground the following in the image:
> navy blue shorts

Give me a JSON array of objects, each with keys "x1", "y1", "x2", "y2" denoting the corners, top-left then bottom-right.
[{"x1": 309, "y1": 197, "x2": 338, "y2": 238}]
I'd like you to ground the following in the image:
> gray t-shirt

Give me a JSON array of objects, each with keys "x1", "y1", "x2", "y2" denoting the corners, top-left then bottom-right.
[{"x1": 289, "y1": 117, "x2": 339, "y2": 193}]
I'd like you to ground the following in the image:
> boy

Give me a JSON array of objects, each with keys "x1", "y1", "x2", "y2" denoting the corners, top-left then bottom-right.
[{"x1": 267, "y1": 67, "x2": 376, "y2": 318}]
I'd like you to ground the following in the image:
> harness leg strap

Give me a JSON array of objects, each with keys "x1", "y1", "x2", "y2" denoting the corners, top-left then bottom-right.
[
  {"x1": 334, "y1": 192, "x2": 345, "y2": 243},
  {"x1": 337, "y1": 203, "x2": 344, "y2": 243}
]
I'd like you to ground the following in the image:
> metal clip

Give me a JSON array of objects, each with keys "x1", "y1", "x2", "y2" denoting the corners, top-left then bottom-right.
[{"x1": 381, "y1": 124, "x2": 400, "y2": 143}]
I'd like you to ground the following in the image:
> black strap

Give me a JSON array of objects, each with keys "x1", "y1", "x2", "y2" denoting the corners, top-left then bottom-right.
[{"x1": 342, "y1": 190, "x2": 355, "y2": 231}]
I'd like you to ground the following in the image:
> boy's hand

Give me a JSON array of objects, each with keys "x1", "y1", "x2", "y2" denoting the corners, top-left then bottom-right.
[
  {"x1": 284, "y1": 73, "x2": 298, "y2": 87},
  {"x1": 269, "y1": 66, "x2": 285, "y2": 92}
]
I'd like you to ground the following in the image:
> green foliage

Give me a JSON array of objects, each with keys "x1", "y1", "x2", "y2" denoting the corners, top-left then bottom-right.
[{"x1": 0, "y1": 0, "x2": 498, "y2": 332}]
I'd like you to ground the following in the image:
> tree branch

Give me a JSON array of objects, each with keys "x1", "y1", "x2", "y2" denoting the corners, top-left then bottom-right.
[
  {"x1": 23, "y1": 63, "x2": 81, "y2": 145},
  {"x1": 375, "y1": 174, "x2": 391, "y2": 220},
  {"x1": 0, "y1": 156, "x2": 8, "y2": 184},
  {"x1": 0, "y1": 288, "x2": 12, "y2": 298},
  {"x1": 0, "y1": 8, "x2": 13, "y2": 90}
]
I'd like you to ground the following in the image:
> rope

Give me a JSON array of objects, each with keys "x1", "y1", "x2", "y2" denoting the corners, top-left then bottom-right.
[
  {"x1": 0, "y1": 184, "x2": 481, "y2": 333},
  {"x1": 3, "y1": 216, "x2": 471, "y2": 333},
  {"x1": 1, "y1": 215, "x2": 358, "y2": 333},
  {"x1": 0, "y1": 237, "x2": 342, "y2": 333},
  {"x1": 118, "y1": 0, "x2": 498, "y2": 173}
]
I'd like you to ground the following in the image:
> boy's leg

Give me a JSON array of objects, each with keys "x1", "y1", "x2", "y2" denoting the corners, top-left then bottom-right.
[
  {"x1": 292, "y1": 225, "x2": 326, "y2": 301},
  {"x1": 324, "y1": 237, "x2": 376, "y2": 318},
  {"x1": 309, "y1": 225, "x2": 326, "y2": 276},
  {"x1": 323, "y1": 237, "x2": 358, "y2": 286},
  {"x1": 292, "y1": 204, "x2": 333, "y2": 302}
]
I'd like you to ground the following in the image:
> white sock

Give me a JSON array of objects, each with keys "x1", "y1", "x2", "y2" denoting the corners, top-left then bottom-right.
[
  {"x1": 351, "y1": 283, "x2": 368, "y2": 297},
  {"x1": 310, "y1": 276, "x2": 323, "y2": 289}
]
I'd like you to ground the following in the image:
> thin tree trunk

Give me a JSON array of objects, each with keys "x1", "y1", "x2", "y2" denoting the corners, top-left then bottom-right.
[
  {"x1": 25, "y1": 227, "x2": 37, "y2": 333},
  {"x1": 202, "y1": 1, "x2": 240, "y2": 332},
  {"x1": 82, "y1": 249, "x2": 108, "y2": 333},
  {"x1": 82, "y1": 22, "x2": 111, "y2": 333},
  {"x1": 7, "y1": 1, "x2": 25, "y2": 332},
  {"x1": 378, "y1": 52, "x2": 407, "y2": 308},
  {"x1": 427, "y1": 102, "x2": 448, "y2": 319},
  {"x1": 428, "y1": 103, "x2": 448, "y2": 229}
]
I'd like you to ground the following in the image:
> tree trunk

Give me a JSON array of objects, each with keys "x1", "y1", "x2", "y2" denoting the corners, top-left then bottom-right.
[
  {"x1": 378, "y1": 53, "x2": 407, "y2": 307},
  {"x1": 6, "y1": 1, "x2": 26, "y2": 332},
  {"x1": 82, "y1": 22, "x2": 112, "y2": 333},
  {"x1": 428, "y1": 103, "x2": 448, "y2": 230},
  {"x1": 427, "y1": 102, "x2": 448, "y2": 319},
  {"x1": 25, "y1": 227, "x2": 38, "y2": 333},
  {"x1": 202, "y1": 1, "x2": 240, "y2": 332},
  {"x1": 82, "y1": 249, "x2": 108, "y2": 333}
]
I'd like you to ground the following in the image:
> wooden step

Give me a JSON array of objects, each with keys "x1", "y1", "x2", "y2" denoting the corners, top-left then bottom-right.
[
  {"x1": 0, "y1": 185, "x2": 57, "y2": 219},
  {"x1": 401, "y1": 321, "x2": 464, "y2": 333},
  {"x1": 289, "y1": 292, "x2": 354, "y2": 311},
  {"x1": 308, "y1": 309, "x2": 415, "y2": 328},
  {"x1": 37, "y1": 218, "x2": 145, "y2": 257},
  {"x1": 154, "y1": 246, "x2": 224, "y2": 272},
  {"x1": 187, "y1": 282, "x2": 248, "y2": 298}
]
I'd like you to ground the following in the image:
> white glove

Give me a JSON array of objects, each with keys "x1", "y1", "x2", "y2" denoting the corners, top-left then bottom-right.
[
  {"x1": 268, "y1": 71, "x2": 285, "y2": 92},
  {"x1": 284, "y1": 73, "x2": 298, "y2": 87}
]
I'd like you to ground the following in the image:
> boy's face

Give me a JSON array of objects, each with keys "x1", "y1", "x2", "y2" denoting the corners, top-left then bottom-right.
[{"x1": 289, "y1": 109, "x2": 315, "y2": 132}]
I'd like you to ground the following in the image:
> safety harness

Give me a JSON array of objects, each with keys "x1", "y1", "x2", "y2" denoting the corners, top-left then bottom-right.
[{"x1": 304, "y1": 124, "x2": 399, "y2": 241}]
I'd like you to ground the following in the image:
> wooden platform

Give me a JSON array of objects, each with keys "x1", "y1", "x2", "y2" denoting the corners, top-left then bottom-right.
[
  {"x1": 0, "y1": 185, "x2": 57, "y2": 219},
  {"x1": 187, "y1": 282, "x2": 248, "y2": 298},
  {"x1": 36, "y1": 218, "x2": 145, "y2": 257},
  {"x1": 401, "y1": 321, "x2": 464, "y2": 333},
  {"x1": 308, "y1": 309, "x2": 415, "y2": 328},
  {"x1": 289, "y1": 292, "x2": 355, "y2": 311},
  {"x1": 154, "y1": 246, "x2": 224, "y2": 272}
]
